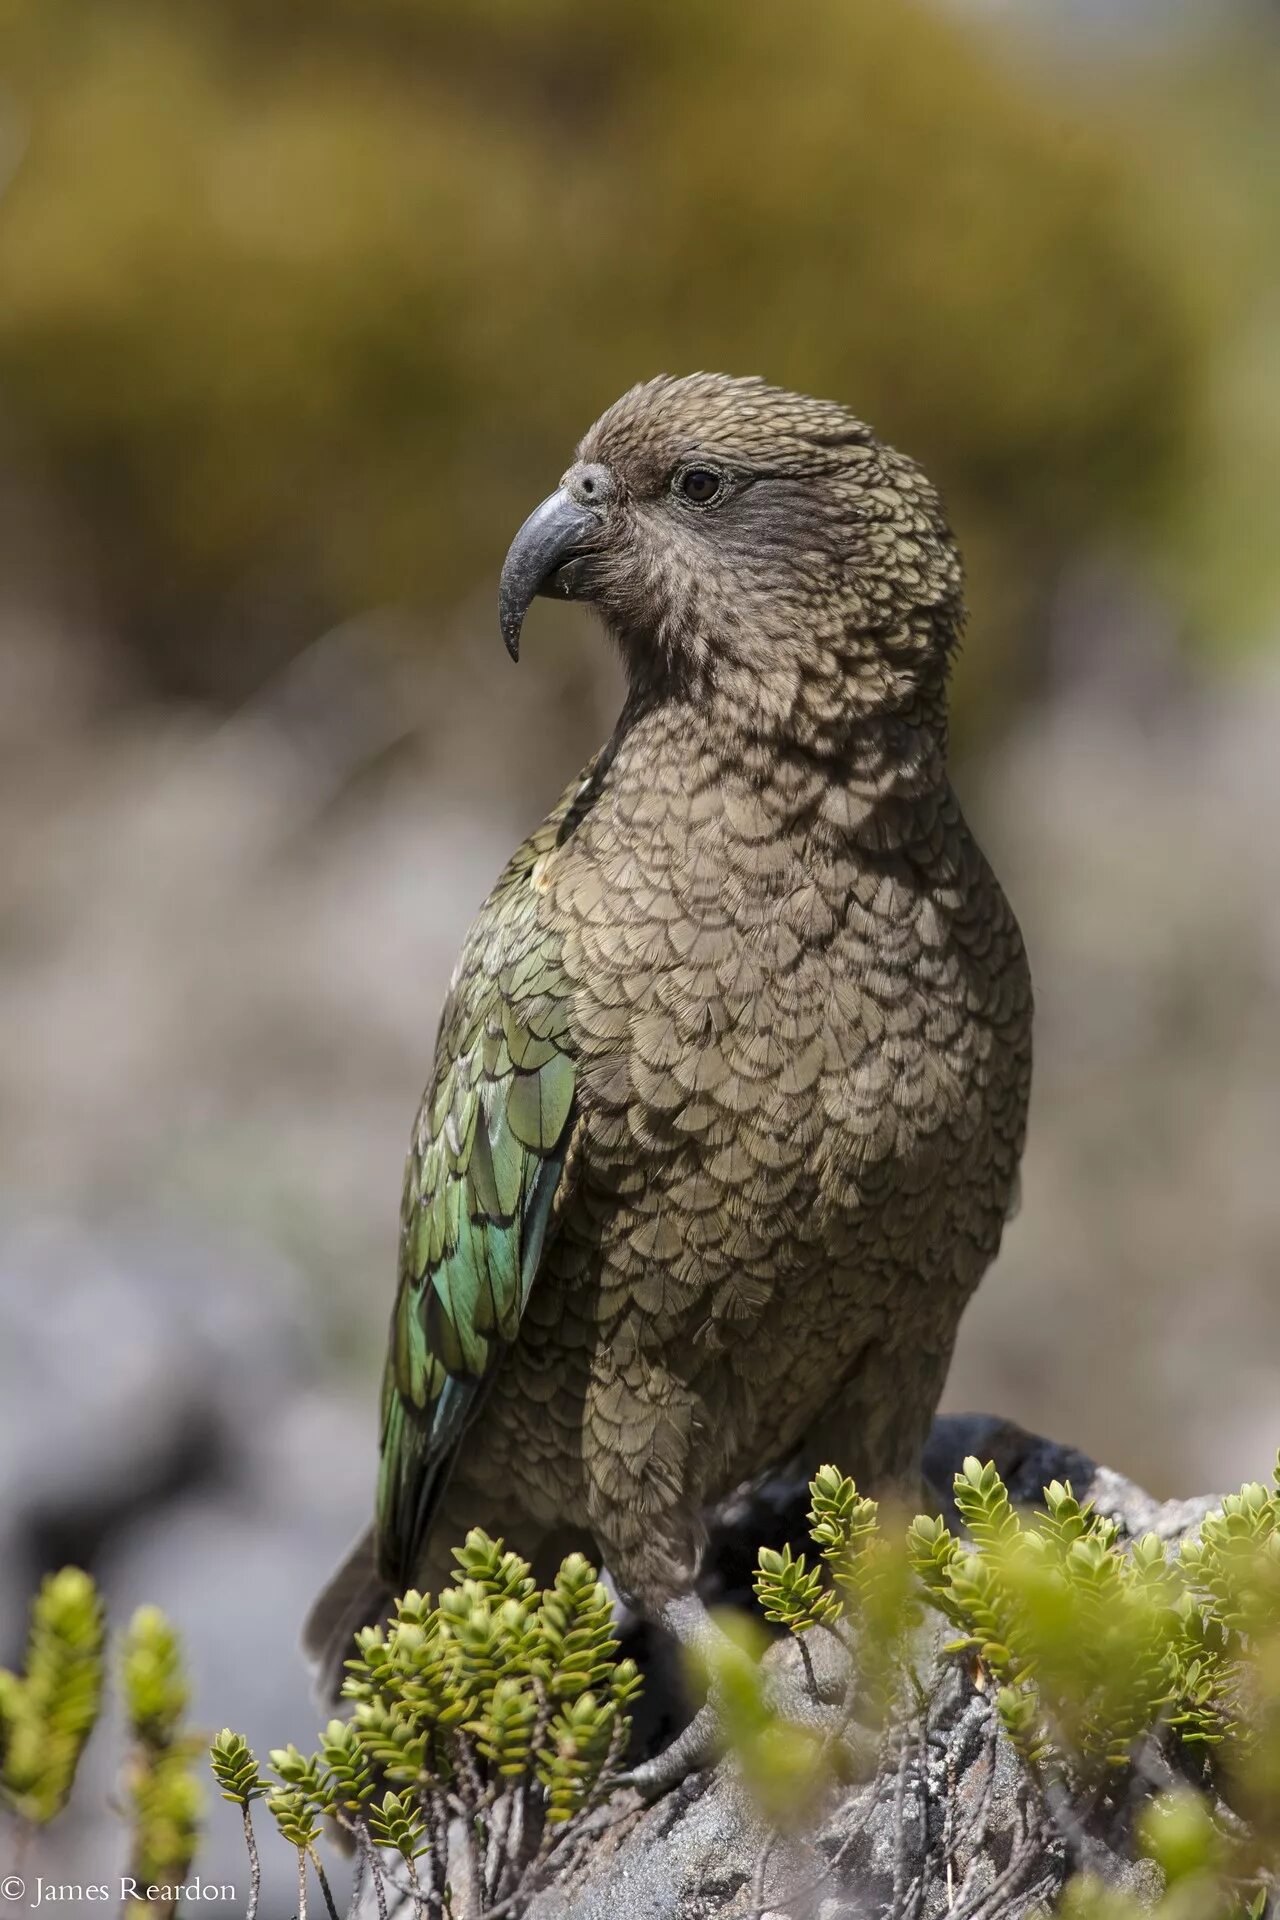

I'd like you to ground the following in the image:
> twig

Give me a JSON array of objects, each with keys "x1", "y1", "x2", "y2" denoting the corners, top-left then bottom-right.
[
  {"x1": 242, "y1": 1805, "x2": 262, "y2": 1920},
  {"x1": 340, "y1": 1815, "x2": 389, "y2": 1920},
  {"x1": 498, "y1": 1777, "x2": 524, "y2": 1903},
  {"x1": 910, "y1": 1693, "x2": 932, "y2": 1920},
  {"x1": 457, "y1": 1774, "x2": 485, "y2": 1917},
  {"x1": 797, "y1": 1636, "x2": 820, "y2": 1702},
  {"x1": 343, "y1": 1830, "x2": 366, "y2": 1920},
  {"x1": 889, "y1": 1715, "x2": 914, "y2": 1920},
  {"x1": 943, "y1": 1736, "x2": 958, "y2": 1909},
  {"x1": 420, "y1": 1783, "x2": 449, "y2": 1918},
  {"x1": 746, "y1": 1829, "x2": 777, "y2": 1920},
  {"x1": 450, "y1": 1729, "x2": 498, "y2": 1915},
  {"x1": 480, "y1": 1791, "x2": 502, "y2": 1907},
  {"x1": 297, "y1": 1846, "x2": 309, "y2": 1920},
  {"x1": 405, "y1": 1855, "x2": 428, "y2": 1920},
  {"x1": 308, "y1": 1846, "x2": 342, "y2": 1920},
  {"x1": 950, "y1": 1784, "x2": 1055, "y2": 1920},
  {"x1": 363, "y1": 1829, "x2": 390, "y2": 1920},
  {"x1": 513, "y1": 1687, "x2": 553, "y2": 1886},
  {"x1": 10, "y1": 1823, "x2": 34, "y2": 1882},
  {"x1": 579, "y1": 1721, "x2": 631, "y2": 1824},
  {"x1": 470, "y1": 1793, "x2": 643, "y2": 1920},
  {"x1": 455, "y1": 1734, "x2": 489, "y2": 1813}
]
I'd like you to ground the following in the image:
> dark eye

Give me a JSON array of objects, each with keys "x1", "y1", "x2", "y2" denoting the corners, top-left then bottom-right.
[{"x1": 675, "y1": 465, "x2": 724, "y2": 506}]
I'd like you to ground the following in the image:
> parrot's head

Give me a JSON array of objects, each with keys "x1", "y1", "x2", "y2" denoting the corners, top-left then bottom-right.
[{"x1": 499, "y1": 372, "x2": 963, "y2": 747}]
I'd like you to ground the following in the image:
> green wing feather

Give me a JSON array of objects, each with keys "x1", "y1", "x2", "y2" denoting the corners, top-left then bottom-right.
[{"x1": 375, "y1": 813, "x2": 579, "y2": 1592}]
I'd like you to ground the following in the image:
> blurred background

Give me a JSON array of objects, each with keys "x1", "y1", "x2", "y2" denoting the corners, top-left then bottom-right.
[{"x1": 2, "y1": 0, "x2": 1279, "y2": 1896}]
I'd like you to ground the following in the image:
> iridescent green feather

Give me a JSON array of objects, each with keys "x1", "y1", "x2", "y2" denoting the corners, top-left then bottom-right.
[{"x1": 375, "y1": 809, "x2": 580, "y2": 1591}]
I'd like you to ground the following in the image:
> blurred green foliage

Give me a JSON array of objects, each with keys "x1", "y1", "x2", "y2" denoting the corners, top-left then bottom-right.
[
  {"x1": 1123, "y1": 23, "x2": 1280, "y2": 656},
  {"x1": 757, "y1": 1453, "x2": 1280, "y2": 1911},
  {"x1": 1055, "y1": 1787, "x2": 1268, "y2": 1920},
  {"x1": 0, "y1": 0, "x2": 1216, "y2": 712},
  {"x1": 761, "y1": 1452, "x2": 1280, "y2": 1796},
  {"x1": 0, "y1": 1579, "x2": 200, "y2": 1914},
  {"x1": 0, "y1": 1567, "x2": 104, "y2": 1832},
  {"x1": 688, "y1": 1609, "x2": 836, "y2": 1830},
  {"x1": 120, "y1": 1607, "x2": 203, "y2": 1917}
]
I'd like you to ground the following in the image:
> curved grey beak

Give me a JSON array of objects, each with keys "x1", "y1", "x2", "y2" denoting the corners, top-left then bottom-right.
[{"x1": 498, "y1": 488, "x2": 602, "y2": 662}]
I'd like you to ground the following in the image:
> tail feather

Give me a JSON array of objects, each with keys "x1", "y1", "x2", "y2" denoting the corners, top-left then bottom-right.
[{"x1": 303, "y1": 1525, "x2": 391, "y2": 1708}]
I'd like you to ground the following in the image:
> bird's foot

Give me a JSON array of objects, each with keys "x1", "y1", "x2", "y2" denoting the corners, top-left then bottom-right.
[
  {"x1": 612, "y1": 1594, "x2": 730, "y2": 1799},
  {"x1": 615, "y1": 1595, "x2": 847, "y2": 1801},
  {"x1": 618, "y1": 1697, "x2": 724, "y2": 1799}
]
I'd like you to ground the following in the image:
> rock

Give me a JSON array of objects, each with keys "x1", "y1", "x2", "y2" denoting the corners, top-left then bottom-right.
[
  {"x1": 0, "y1": 1215, "x2": 305, "y2": 1608},
  {"x1": 924, "y1": 1413, "x2": 1222, "y2": 1543}
]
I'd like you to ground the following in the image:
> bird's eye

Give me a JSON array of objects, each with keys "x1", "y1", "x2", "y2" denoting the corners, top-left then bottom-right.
[{"x1": 674, "y1": 465, "x2": 725, "y2": 507}]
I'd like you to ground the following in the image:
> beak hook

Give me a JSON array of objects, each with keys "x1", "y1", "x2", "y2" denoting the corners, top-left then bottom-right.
[{"x1": 498, "y1": 487, "x2": 602, "y2": 661}]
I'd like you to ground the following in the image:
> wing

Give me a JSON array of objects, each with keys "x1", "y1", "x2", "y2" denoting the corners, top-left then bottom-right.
[{"x1": 374, "y1": 811, "x2": 579, "y2": 1593}]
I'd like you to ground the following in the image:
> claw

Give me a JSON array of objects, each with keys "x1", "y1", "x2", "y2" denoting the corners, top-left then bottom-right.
[
  {"x1": 611, "y1": 1594, "x2": 735, "y2": 1798},
  {"x1": 617, "y1": 1698, "x2": 724, "y2": 1799},
  {"x1": 615, "y1": 1594, "x2": 871, "y2": 1801}
]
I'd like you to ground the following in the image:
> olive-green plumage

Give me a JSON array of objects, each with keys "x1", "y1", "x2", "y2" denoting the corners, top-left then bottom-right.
[{"x1": 306, "y1": 373, "x2": 1032, "y2": 1704}]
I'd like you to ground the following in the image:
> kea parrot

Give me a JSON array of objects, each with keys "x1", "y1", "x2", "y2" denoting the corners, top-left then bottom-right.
[{"x1": 305, "y1": 373, "x2": 1032, "y2": 1789}]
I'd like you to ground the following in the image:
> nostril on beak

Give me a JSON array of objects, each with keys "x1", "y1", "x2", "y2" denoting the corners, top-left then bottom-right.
[{"x1": 569, "y1": 463, "x2": 612, "y2": 510}]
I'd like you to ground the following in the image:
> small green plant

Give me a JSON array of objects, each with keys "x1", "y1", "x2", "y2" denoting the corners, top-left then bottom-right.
[
  {"x1": 209, "y1": 1730, "x2": 264, "y2": 1920},
  {"x1": 757, "y1": 1466, "x2": 922, "y2": 1732},
  {"x1": 905, "y1": 1463, "x2": 1176, "y2": 1772},
  {"x1": 906, "y1": 1453, "x2": 1280, "y2": 1786},
  {"x1": 207, "y1": 1531, "x2": 642, "y2": 1918},
  {"x1": 0, "y1": 1568, "x2": 105, "y2": 1837},
  {"x1": 369, "y1": 1786, "x2": 427, "y2": 1914},
  {"x1": 265, "y1": 1786, "x2": 323, "y2": 1920},
  {"x1": 119, "y1": 1607, "x2": 203, "y2": 1918},
  {"x1": 0, "y1": 1573, "x2": 204, "y2": 1913},
  {"x1": 756, "y1": 1453, "x2": 1280, "y2": 1911},
  {"x1": 759, "y1": 1451, "x2": 1280, "y2": 1793}
]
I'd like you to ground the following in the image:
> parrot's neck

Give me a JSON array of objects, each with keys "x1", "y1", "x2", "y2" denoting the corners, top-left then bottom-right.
[
  {"x1": 614, "y1": 602, "x2": 953, "y2": 785},
  {"x1": 606, "y1": 670, "x2": 951, "y2": 853}
]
